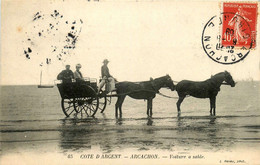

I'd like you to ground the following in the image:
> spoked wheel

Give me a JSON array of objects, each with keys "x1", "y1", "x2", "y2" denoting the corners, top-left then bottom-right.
[
  {"x1": 61, "y1": 98, "x2": 77, "y2": 117},
  {"x1": 73, "y1": 85, "x2": 99, "y2": 117},
  {"x1": 98, "y1": 95, "x2": 107, "y2": 113},
  {"x1": 73, "y1": 97, "x2": 99, "y2": 117}
]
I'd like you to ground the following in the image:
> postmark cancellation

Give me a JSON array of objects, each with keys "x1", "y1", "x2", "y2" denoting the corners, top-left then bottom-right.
[{"x1": 202, "y1": 2, "x2": 258, "y2": 64}]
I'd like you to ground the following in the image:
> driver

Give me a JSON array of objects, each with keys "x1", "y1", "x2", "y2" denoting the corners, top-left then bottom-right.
[{"x1": 97, "y1": 59, "x2": 116, "y2": 94}]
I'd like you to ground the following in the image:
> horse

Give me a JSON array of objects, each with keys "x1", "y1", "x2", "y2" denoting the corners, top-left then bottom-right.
[
  {"x1": 176, "y1": 71, "x2": 235, "y2": 116},
  {"x1": 115, "y1": 75, "x2": 175, "y2": 118}
]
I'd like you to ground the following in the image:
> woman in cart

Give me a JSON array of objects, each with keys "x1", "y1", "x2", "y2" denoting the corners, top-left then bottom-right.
[{"x1": 74, "y1": 63, "x2": 85, "y2": 82}]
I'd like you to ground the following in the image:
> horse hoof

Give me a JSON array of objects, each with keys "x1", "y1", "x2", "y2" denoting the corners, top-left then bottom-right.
[{"x1": 177, "y1": 113, "x2": 181, "y2": 117}]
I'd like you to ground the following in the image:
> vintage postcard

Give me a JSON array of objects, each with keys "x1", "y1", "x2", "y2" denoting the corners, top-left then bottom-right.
[{"x1": 1, "y1": 0, "x2": 259, "y2": 164}]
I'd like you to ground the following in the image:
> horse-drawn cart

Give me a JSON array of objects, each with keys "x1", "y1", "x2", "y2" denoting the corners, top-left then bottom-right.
[
  {"x1": 56, "y1": 72, "x2": 235, "y2": 117},
  {"x1": 56, "y1": 75, "x2": 176, "y2": 118},
  {"x1": 56, "y1": 78, "x2": 108, "y2": 117}
]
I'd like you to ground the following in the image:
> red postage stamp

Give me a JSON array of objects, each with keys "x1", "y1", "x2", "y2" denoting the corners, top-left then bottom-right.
[
  {"x1": 202, "y1": 2, "x2": 258, "y2": 64},
  {"x1": 222, "y1": 2, "x2": 258, "y2": 49}
]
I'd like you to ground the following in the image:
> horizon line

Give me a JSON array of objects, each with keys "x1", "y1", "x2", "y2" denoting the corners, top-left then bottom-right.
[{"x1": 1, "y1": 80, "x2": 260, "y2": 86}]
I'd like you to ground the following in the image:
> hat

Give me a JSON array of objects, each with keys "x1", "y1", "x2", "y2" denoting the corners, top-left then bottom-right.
[
  {"x1": 103, "y1": 59, "x2": 109, "y2": 63},
  {"x1": 65, "y1": 64, "x2": 70, "y2": 67},
  {"x1": 76, "y1": 63, "x2": 82, "y2": 68}
]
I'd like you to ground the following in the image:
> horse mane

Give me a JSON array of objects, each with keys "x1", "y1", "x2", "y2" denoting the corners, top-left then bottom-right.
[
  {"x1": 211, "y1": 72, "x2": 225, "y2": 78},
  {"x1": 205, "y1": 72, "x2": 227, "y2": 87},
  {"x1": 152, "y1": 75, "x2": 170, "y2": 81},
  {"x1": 207, "y1": 71, "x2": 228, "y2": 81}
]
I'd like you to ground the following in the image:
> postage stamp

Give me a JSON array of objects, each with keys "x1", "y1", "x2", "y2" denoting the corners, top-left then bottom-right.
[
  {"x1": 222, "y1": 2, "x2": 258, "y2": 49},
  {"x1": 202, "y1": 2, "x2": 258, "y2": 64}
]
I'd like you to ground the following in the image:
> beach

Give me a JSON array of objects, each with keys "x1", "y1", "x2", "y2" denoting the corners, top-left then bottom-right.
[{"x1": 0, "y1": 81, "x2": 260, "y2": 164}]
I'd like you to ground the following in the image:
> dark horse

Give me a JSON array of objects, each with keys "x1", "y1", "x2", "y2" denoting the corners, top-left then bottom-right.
[
  {"x1": 176, "y1": 71, "x2": 235, "y2": 116},
  {"x1": 115, "y1": 75, "x2": 175, "y2": 118}
]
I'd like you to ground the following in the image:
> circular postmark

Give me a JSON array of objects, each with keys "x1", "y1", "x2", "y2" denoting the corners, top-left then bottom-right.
[{"x1": 202, "y1": 12, "x2": 253, "y2": 64}]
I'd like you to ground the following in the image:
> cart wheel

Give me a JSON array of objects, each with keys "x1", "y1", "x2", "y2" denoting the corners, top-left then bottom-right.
[
  {"x1": 73, "y1": 86, "x2": 99, "y2": 117},
  {"x1": 73, "y1": 97, "x2": 84, "y2": 113},
  {"x1": 61, "y1": 98, "x2": 76, "y2": 117},
  {"x1": 73, "y1": 97, "x2": 99, "y2": 117},
  {"x1": 99, "y1": 96, "x2": 107, "y2": 113}
]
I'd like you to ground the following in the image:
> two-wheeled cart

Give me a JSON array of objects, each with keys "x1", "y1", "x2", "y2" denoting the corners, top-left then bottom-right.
[{"x1": 56, "y1": 78, "x2": 109, "y2": 117}]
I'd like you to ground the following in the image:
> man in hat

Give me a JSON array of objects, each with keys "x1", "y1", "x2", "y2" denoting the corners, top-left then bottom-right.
[
  {"x1": 57, "y1": 65, "x2": 74, "y2": 83},
  {"x1": 97, "y1": 59, "x2": 116, "y2": 94},
  {"x1": 74, "y1": 63, "x2": 84, "y2": 82}
]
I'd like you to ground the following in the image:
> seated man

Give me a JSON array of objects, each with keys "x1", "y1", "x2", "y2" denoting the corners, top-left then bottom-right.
[
  {"x1": 57, "y1": 65, "x2": 74, "y2": 83},
  {"x1": 74, "y1": 63, "x2": 84, "y2": 82},
  {"x1": 97, "y1": 59, "x2": 116, "y2": 94}
]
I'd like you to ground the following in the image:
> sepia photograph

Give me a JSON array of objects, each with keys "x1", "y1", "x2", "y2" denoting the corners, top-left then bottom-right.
[{"x1": 1, "y1": 0, "x2": 259, "y2": 164}]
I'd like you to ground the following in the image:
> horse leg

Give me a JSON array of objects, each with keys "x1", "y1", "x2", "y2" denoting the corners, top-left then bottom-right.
[
  {"x1": 147, "y1": 98, "x2": 153, "y2": 117},
  {"x1": 176, "y1": 96, "x2": 185, "y2": 113},
  {"x1": 147, "y1": 99, "x2": 149, "y2": 117},
  {"x1": 119, "y1": 96, "x2": 126, "y2": 118},
  {"x1": 146, "y1": 98, "x2": 153, "y2": 117},
  {"x1": 212, "y1": 96, "x2": 216, "y2": 116},
  {"x1": 115, "y1": 97, "x2": 119, "y2": 118},
  {"x1": 115, "y1": 96, "x2": 126, "y2": 118},
  {"x1": 115, "y1": 96, "x2": 123, "y2": 118},
  {"x1": 209, "y1": 97, "x2": 213, "y2": 115},
  {"x1": 209, "y1": 97, "x2": 216, "y2": 115},
  {"x1": 150, "y1": 99, "x2": 153, "y2": 117}
]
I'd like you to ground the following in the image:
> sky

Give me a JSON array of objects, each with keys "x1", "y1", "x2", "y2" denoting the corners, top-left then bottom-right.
[{"x1": 1, "y1": 0, "x2": 259, "y2": 85}]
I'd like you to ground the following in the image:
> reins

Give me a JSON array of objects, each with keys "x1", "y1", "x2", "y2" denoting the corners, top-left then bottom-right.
[
  {"x1": 105, "y1": 89, "x2": 158, "y2": 97},
  {"x1": 157, "y1": 91, "x2": 180, "y2": 99},
  {"x1": 105, "y1": 88, "x2": 182, "y2": 99}
]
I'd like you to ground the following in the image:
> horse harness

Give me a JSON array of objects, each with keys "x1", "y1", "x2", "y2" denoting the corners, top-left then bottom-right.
[{"x1": 150, "y1": 79, "x2": 160, "y2": 94}]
